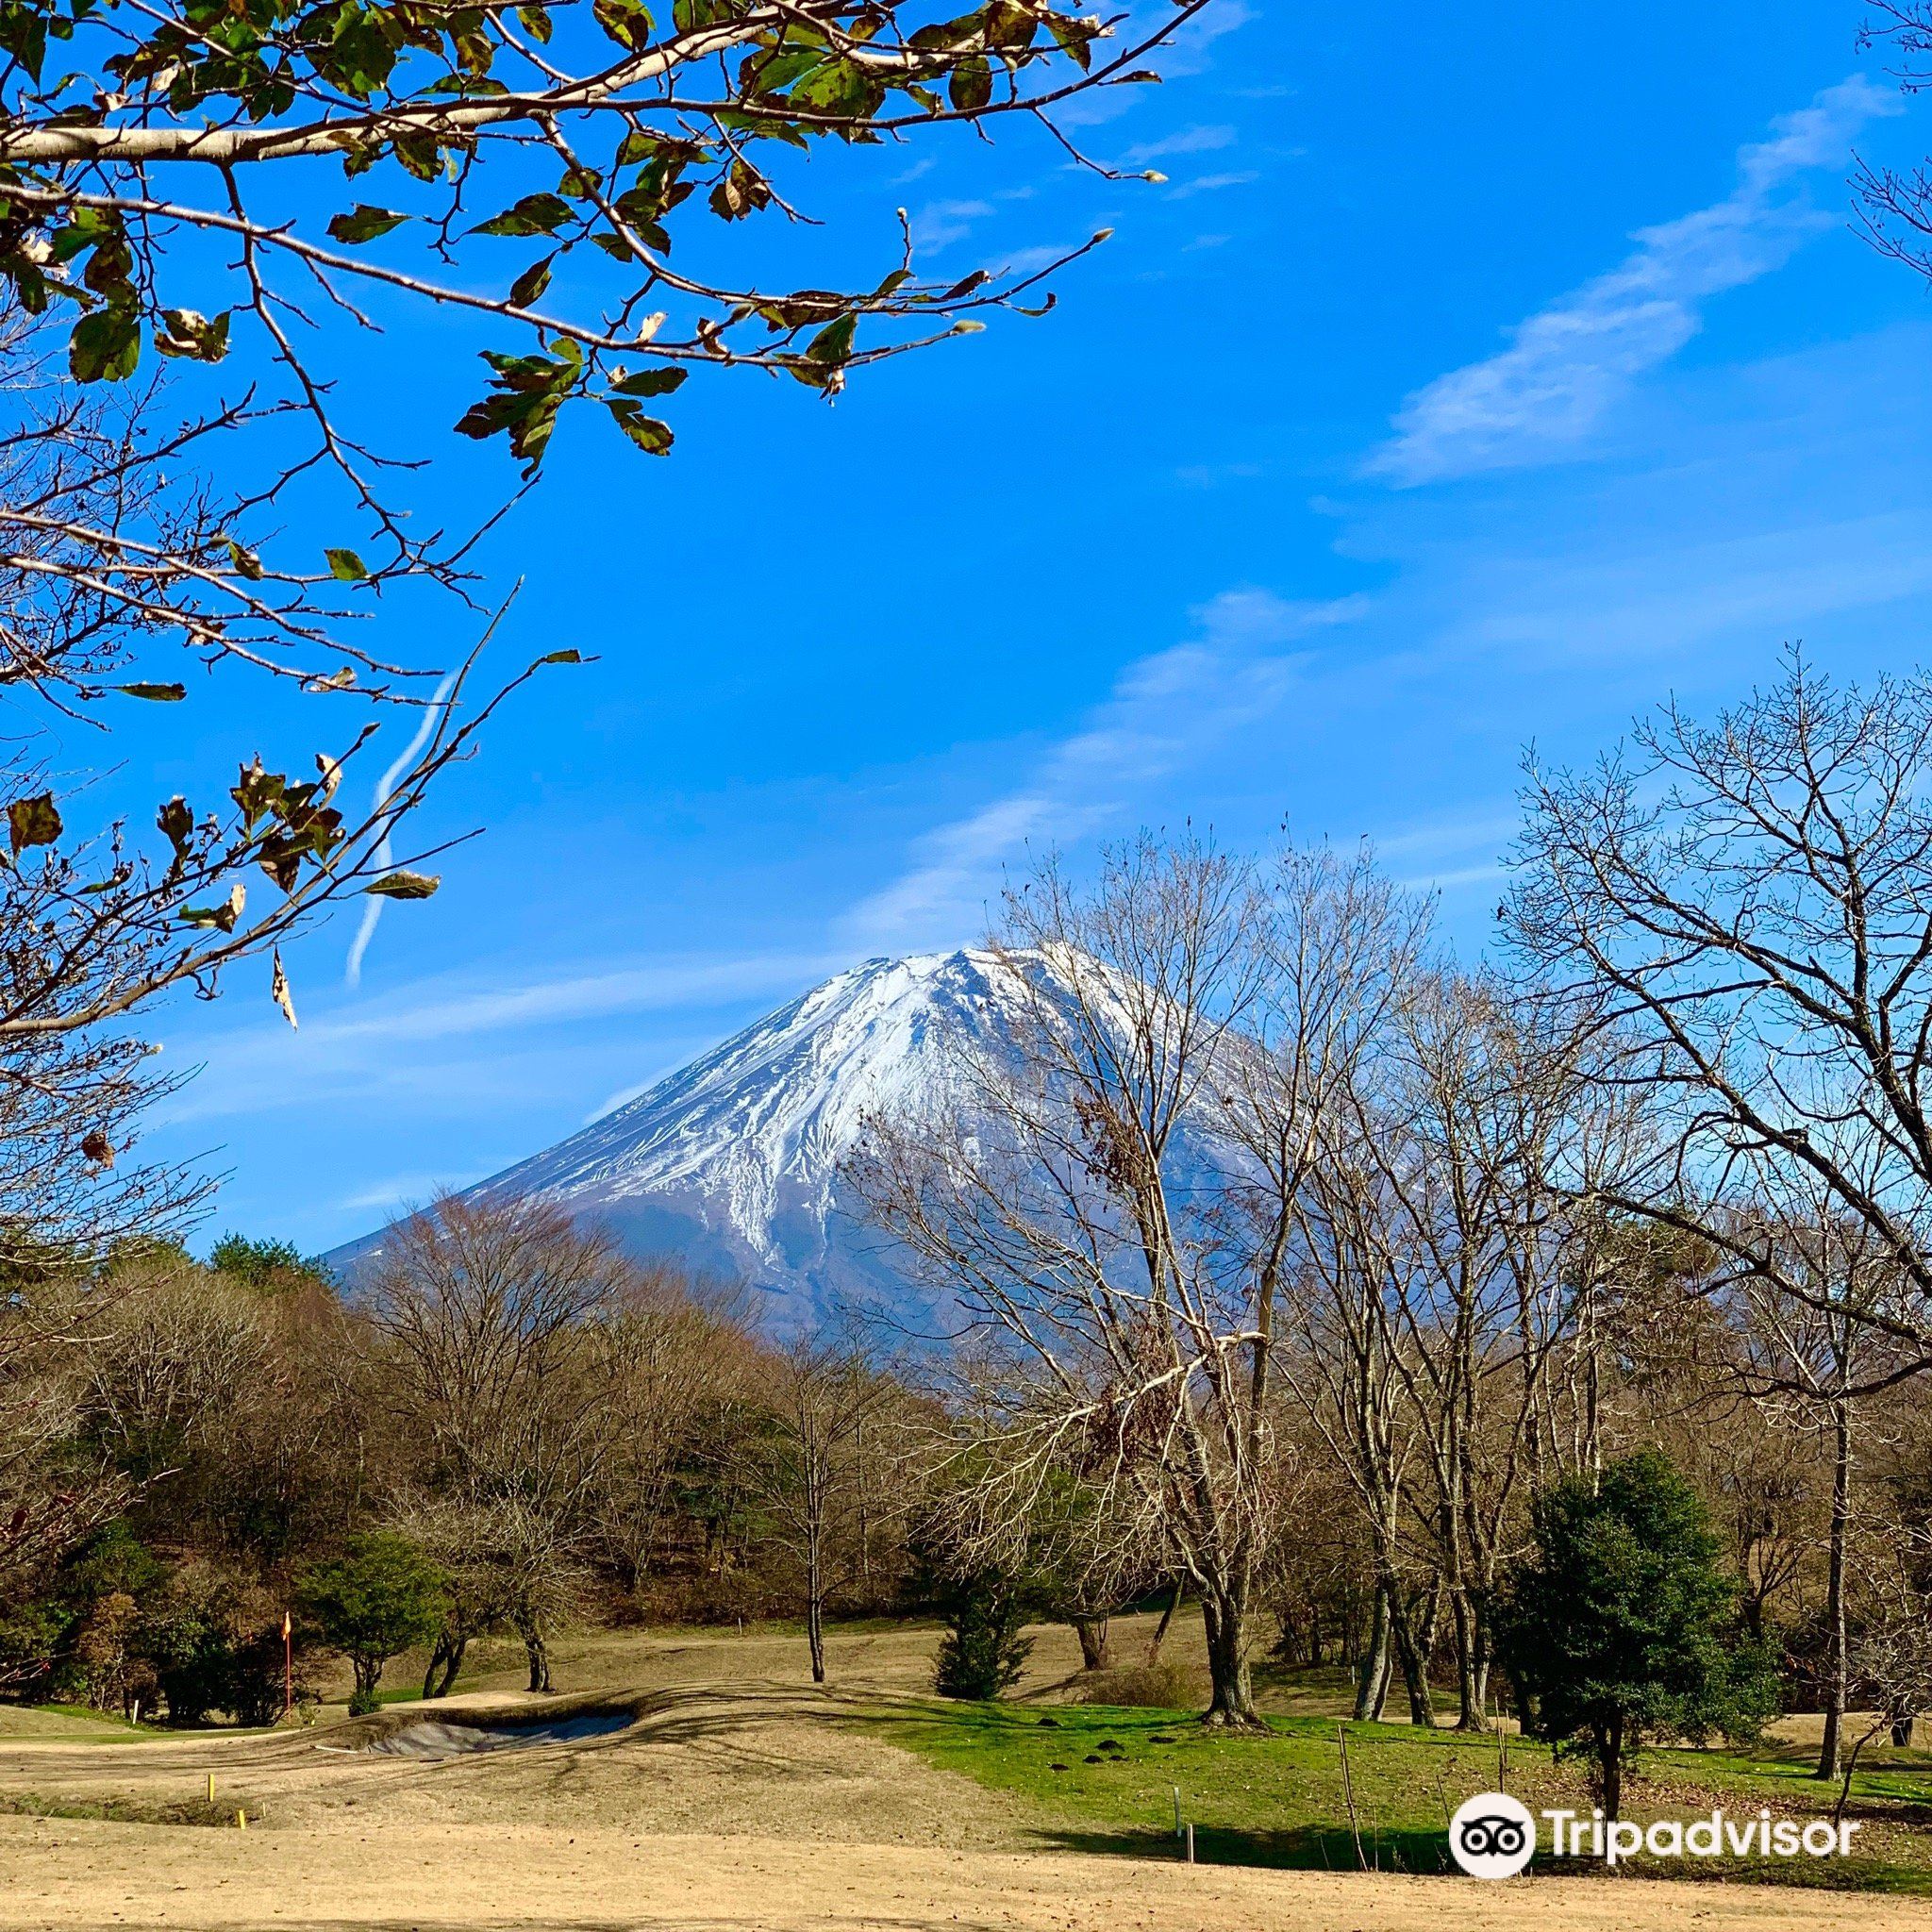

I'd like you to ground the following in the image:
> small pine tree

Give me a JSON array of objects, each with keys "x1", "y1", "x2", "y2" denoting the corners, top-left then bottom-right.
[
  {"x1": 297, "y1": 1532, "x2": 447, "y2": 1713},
  {"x1": 1497, "y1": 1450, "x2": 1777, "y2": 1817},
  {"x1": 933, "y1": 1574, "x2": 1035, "y2": 1701}
]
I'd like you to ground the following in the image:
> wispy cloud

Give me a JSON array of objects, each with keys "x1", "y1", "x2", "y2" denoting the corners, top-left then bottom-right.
[
  {"x1": 1367, "y1": 76, "x2": 1899, "y2": 486},
  {"x1": 159, "y1": 948, "x2": 842, "y2": 1125},
  {"x1": 1165, "y1": 170, "x2": 1258, "y2": 201},
  {"x1": 1058, "y1": 0, "x2": 1253, "y2": 125},
  {"x1": 841, "y1": 589, "x2": 1369, "y2": 949},
  {"x1": 909, "y1": 197, "x2": 994, "y2": 254},
  {"x1": 1121, "y1": 123, "x2": 1237, "y2": 166}
]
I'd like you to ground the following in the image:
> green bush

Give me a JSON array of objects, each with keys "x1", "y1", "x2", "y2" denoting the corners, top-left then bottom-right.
[
  {"x1": 298, "y1": 1531, "x2": 447, "y2": 1701},
  {"x1": 934, "y1": 1577, "x2": 1034, "y2": 1700},
  {"x1": 1497, "y1": 1448, "x2": 1779, "y2": 1818}
]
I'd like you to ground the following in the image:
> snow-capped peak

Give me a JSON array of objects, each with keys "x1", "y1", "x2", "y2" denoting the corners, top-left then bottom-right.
[{"x1": 330, "y1": 948, "x2": 1058, "y2": 1320}]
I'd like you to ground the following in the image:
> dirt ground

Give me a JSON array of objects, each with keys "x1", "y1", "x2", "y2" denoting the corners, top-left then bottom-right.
[{"x1": 2, "y1": 1618, "x2": 1928, "y2": 1932}]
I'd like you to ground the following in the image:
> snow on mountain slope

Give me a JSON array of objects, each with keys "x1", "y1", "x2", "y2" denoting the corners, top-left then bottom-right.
[{"x1": 326, "y1": 949, "x2": 1046, "y2": 1325}]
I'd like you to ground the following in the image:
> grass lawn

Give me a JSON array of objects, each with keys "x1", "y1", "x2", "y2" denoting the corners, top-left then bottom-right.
[{"x1": 866, "y1": 1696, "x2": 1932, "y2": 1892}]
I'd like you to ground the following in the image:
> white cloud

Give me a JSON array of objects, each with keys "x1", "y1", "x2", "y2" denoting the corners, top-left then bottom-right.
[
  {"x1": 1165, "y1": 171, "x2": 1258, "y2": 200},
  {"x1": 336, "y1": 1173, "x2": 470, "y2": 1214},
  {"x1": 910, "y1": 197, "x2": 993, "y2": 254},
  {"x1": 1058, "y1": 0, "x2": 1254, "y2": 125},
  {"x1": 841, "y1": 589, "x2": 1370, "y2": 949},
  {"x1": 158, "y1": 948, "x2": 843, "y2": 1124},
  {"x1": 1367, "y1": 76, "x2": 1900, "y2": 486},
  {"x1": 1121, "y1": 123, "x2": 1237, "y2": 165}
]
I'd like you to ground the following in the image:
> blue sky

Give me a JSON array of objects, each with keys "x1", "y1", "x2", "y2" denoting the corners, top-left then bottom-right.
[{"x1": 129, "y1": 1, "x2": 1932, "y2": 1253}]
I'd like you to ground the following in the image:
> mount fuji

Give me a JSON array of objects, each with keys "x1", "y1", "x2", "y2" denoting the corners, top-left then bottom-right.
[{"x1": 326, "y1": 949, "x2": 1047, "y2": 1326}]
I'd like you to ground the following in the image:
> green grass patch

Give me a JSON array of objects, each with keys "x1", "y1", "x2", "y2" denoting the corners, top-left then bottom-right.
[
  {"x1": 864, "y1": 1698, "x2": 1932, "y2": 1892},
  {"x1": 0, "y1": 1791, "x2": 258, "y2": 1827}
]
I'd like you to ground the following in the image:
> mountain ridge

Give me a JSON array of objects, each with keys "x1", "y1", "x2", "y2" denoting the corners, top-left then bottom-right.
[{"x1": 325, "y1": 947, "x2": 1043, "y2": 1324}]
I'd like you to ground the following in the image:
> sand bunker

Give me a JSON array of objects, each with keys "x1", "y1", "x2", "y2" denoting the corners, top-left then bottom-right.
[{"x1": 343, "y1": 1710, "x2": 635, "y2": 1759}]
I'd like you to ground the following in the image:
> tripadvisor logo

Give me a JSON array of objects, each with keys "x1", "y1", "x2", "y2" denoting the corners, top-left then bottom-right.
[
  {"x1": 1449, "y1": 1793, "x2": 1537, "y2": 1878},
  {"x1": 1447, "y1": 1790, "x2": 1865, "y2": 1878}
]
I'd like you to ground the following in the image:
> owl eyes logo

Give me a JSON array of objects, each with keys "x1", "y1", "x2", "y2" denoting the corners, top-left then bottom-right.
[{"x1": 1449, "y1": 1792, "x2": 1537, "y2": 1877}]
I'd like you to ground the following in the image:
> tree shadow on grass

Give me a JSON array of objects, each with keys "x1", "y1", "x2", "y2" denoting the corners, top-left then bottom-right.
[{"x1": 1028, "y1": 1821, "x2": 1452, "y2": 1875}]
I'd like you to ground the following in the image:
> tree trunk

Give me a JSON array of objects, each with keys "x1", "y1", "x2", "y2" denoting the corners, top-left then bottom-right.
[
  {"x1": 435, "y1": 1635, "x2": 466, "y2": 1699},
  {"x1": 1451, "y1": 1588, "x2": 1485, "y2": 1731},
  {"x1": 423, "y1": 1637, "x2": 452, "y2": 1701},
  {"x1": 1141, "y1": 1575, "x2": 1181, "y2": 1663},
  {"x1": 1387, "y1": 1580, "x2": 1438, "y2": 1730},
  {"x1": 524, "y1": 1629, "x2": 551, "y2": 1693},
  {"x1": 807, "y1": 1593, "x2": 826, "y2": 1685},
  {"x1": 1353, "y1": 1582, "x2": 1391, "y2": 1723},
  {"x1": 1600, "y1": 1715, "x2": 1624, "y2": 1820},
  {"x1": 1817, "y1": 1403, "x2": 1852, "y2": 1781},
  {"x1": 1199, "y1": 1591, "x2": 1262, "y2": 1728},
  {"x1": 1367, "y1": 1641, "x2": 1393, "y2": 1722},
  {"x1": 1072, "y1": 1615, "x2": 1112, "y2": 1673},
  {"x1": 1893, "y1": 1712, "x2": 1917, "y2": 1748}
]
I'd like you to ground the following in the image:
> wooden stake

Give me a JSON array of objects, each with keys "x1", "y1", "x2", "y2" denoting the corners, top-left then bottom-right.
[
  {"x1": 235, "y1": 1809, "x2": 246, "y2": 1831},
  {"x1": 207, "y1": 1773, "x2": 214, "y2": 1804},
  {"x1": 1184, "y1": 1824, "x2": 1195, "y2": 1865},
  {"x1": 1336, "y1": 1724, "x2": 1367, "y2": 1873},
  {"x1": 1172, "y1": 1786, "x2": 1182, "y2": 1837}
]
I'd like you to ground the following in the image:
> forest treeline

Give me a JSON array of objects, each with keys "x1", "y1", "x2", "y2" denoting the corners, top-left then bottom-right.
[{"x1": 8, "y1": 655, "x2": 1932, "y2": 1817}]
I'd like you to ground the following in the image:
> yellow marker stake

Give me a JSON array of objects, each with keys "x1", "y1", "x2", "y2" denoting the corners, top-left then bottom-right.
[
  {"x1": 236, "y1": 1809, "x2": 246, "y2": 1831},
  {"x1": 207, "y1": 1774, "x2": 214, "y2": 1804}
]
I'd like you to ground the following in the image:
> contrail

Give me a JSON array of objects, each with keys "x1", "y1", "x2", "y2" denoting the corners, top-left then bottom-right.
[{"x1": 345, "y1": 670, "x2": 458, "y2": 989}]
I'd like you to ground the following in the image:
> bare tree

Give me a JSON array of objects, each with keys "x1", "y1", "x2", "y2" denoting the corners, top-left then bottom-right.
[
  {"x1": 854, "y1": 834, "x2": 1297, "y2": 1726},
  {"x1": 363, "y1": 1194, "x2": 628, "y2": 1690},
  {"x1": 591, "y1": 1268, "x2": 753, "y2": 1600},
  {"x1": 739, "y1": 1330, "x2": 905, "y2": 1683},
  {"x1": 1510, "y1": 652, "x2": 1932, "y2": 1373},
  {"x1": 1856, "y1": 6, "x2": 1932, "y2": 290},
  {"x1": 1719, "y1": 1200, "x2": 1918, "y2": 1778}
]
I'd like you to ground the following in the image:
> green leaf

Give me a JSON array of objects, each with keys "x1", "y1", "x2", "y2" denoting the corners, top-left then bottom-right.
[
  {"x1": 610, "y1": 365, "x2": 687, "y2": 397},
  {"x1": 115, "y1": 682, "x2": 187, "y2": 702},
  {"x1": 224, "y1": 537, "x2": 265, "y2": 582},
  {"x1": 607, "y1": 399, "x2": 674, "y2": 455},
  {"x1": 325, "y1": 547, "x2": 370, "y2": 582},
  {"x1": 362, "y1": 870, "x2": 441, "y2": 899},
  {"x1": 515, "y1": 2, "x2": 553, "y2": 39},
  {"x1": 508, "y1": 253, "x2": 556, "y2": 308},
  {"x1": 8, "y1": 791, "x2": 61, "y2": 856},
  {"x1": 180, "y1": 882, "x2": 246, "y2": 932},
  {"x1": 807, "y1": 312, "x2": 857, "y2": 364},
  {"x1": 949, "y1": 53, "x2": 992, "y2": 112},
  {"x1": 326, "y1": 205, "x2": 409, "y2": 244},
  {"x1": 1044, "y1": 10, "x2": 1096, "y2": 69},
  {"x1": 68, "y1": 304, "x2": 140, "y2": 382},
  {"x1": 592, "y1": 0, "x2": 651, "y2": 47},
  {"x1": 0, "y1": 8, "x2": 48, "y2": 81},
  {"x1": 474, "y1": 192, "x2": 574, "y2": 238}
]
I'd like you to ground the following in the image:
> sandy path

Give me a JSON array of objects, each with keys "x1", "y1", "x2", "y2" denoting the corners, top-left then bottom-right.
[{"x1": 4, "y1": 1817, "x2": 1930, "y2": 1932}]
